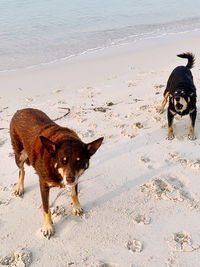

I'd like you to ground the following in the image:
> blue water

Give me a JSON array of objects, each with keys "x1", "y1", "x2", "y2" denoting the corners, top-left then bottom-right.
[{"x1": 1, "y1": 0, "x2": 200, "y2": 71}]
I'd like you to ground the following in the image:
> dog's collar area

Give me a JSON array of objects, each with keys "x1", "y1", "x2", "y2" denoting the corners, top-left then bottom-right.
[
  {"x1": 170, "y1": 107, "x2": 193, "y2": 117},
  {"x1": 169, "y1": 109, "x2": 176, "y2": 115},
  {"x1": 176, "y1": 110, "x2": 185, "y2": 116}
]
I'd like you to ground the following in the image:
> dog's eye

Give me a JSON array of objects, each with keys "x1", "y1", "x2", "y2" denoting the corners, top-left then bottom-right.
[{"x1": 62, "y1": 157, "x2": 68, "y2": 164}]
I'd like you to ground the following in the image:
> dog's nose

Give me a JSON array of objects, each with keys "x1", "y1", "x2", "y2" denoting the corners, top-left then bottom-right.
[
  {"x1": 175, "y1": 96, "x2": 180, "y2": 102},
  {"x1": 67, "y1": 176, "x2": 75, "y2": 184}
]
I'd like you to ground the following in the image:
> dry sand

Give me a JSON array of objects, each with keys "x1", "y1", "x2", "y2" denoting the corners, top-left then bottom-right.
[{"x1": 1, "y1": 31, "x2": 200, "y2": 266}]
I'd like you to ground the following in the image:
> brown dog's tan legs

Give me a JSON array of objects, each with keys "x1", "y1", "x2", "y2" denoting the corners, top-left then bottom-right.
[
  {"x1": 14, "y1": 150, "x2": 27, "y2": 197},
  {"x1": 71, "y1": 184, "x2": 83, "y2": 216},
  {"x1": 40, "y1": 182, "x2": 54, "y2": 239},
  {"x1": 159, "y1": 92, "x2": 169, "y2": 113},
  {"x1": 14, "y1": 167, "x2": 25, "y2": 196},
  {"x1": 42, "y1": 209, "x2": 53, "y2": 238}
]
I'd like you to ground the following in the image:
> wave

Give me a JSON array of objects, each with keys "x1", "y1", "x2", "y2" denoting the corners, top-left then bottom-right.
[{"x1": 1, "y1": 17, "x2": 200, "y2": 72}]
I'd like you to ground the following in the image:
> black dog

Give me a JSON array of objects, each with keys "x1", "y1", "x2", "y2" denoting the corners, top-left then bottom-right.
[{"x1": 159, "y1": 52, "x2": 197, "y2": 140}]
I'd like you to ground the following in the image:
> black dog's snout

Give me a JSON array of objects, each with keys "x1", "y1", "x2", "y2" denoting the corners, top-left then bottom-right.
[{"x1": 175, "y1": 96, "x2": 180, "y2": 102}]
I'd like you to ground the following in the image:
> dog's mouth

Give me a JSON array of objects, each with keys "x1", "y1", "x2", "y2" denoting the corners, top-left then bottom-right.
[
  {"x1": 61, "y1": 180, "x2": 77, "y2": 188},
  {"x1": 60, "y1": 176, "x2": 77, "y2": 188},
  {"x1": 175, "y1": 103, "x2": 183, "y2": 110},
  {"x1": 61, "y1": 179, "x2": 78, "y2": 187}
]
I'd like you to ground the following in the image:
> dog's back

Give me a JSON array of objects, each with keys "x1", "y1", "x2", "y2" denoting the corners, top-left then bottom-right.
[{"x1": 10, "y1": 108, "x2": 79, "y2": 167}]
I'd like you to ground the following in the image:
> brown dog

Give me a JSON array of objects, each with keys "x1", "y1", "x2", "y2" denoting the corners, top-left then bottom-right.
[{"x1": 10, "y1": 108, "x2": 103, "y2": 239}]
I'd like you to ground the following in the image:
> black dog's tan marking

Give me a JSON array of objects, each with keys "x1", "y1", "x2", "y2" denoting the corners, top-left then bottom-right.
[
  {"x1": 10, "y1": 108, "x2": 103, "y2": 239},
  {"x1": 159, "y1": 91, "x2": 169, "y2": 113},
  {"x1": 160, "y1": 52, "x2": 197, "y2": 140}
]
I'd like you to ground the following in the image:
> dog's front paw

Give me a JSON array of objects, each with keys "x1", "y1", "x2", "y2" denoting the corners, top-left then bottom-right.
[
  {"x1": 13, "y1": 188, "x2": 24, "y2": 197},
  {"x1": 72, "y1": 203, "x2": 83, "y2": 216},
  {"x1": 41, "y1": 224, "x2": 55, "y2": 239},
  {"x1": 188, "y1": 134, "x2": 196, "y2": 140},
  {"x1": 167, "y1": 134, "x2": 174, "y2": 140},
  {"x1": 158, "y1": 107, "x2": 164, "y2": 114}
]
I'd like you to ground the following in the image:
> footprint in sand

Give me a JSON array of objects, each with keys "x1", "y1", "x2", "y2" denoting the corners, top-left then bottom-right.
[
  {"x1": 165, "y1": 257, "x2": 178, "y2": 267},
  {"x1": 8, "y1": 152, "x2": 15, "y2": 158},
  {"x1": 139, "y1": 155, "x2": 152, "y2": 169},
  {"x1": 140, "y1": 177, "x2": 199, "y2": 210},
  {"x1": 168, "y1": 231, "x2": 200, "y2": 252},
  {"x1": 0, "y1": 138, "x2": 7, "y2": 147},
  {"x1": 168, "y1": 152, "x2": 179, "y2": 159},
  {"x1": 51, "y1": 205, "x2": 67, "y2": 217},
  {"x1": 140, "y1": 155, "x2": 150, "y2": 164},
  {"x1": 153, "y1": 84, "x2": 165, "y2": 96},
  {"x1": 151, "y1": 115, "x2": 163, "y2": 123},
  {"x1": 0, "y1": 184, "x2": 15, "y2": 205},
  {"x1": 138, "y1": 105, "x2": 158, "y2": 119},
  {"x1": 169, "y1": 154, "x2": 200, "y2": 171},
  {"x1": 82, "y1": 129, "x2": 96, "y2": 138},
  {"x1": 132, "y1": 214, "x2": 151, "y2": 225},
  {"x1": 118, "y1": 124, "x2": 136, "y2": 139},
  {"x1": 137, "y1": 105, "x2": 150, "y2": 111},
  {"x1": 131, "y1": 122, "x2": 144, "y2": 130},
  {"x1": 0, "y1": 248, "x2": 32, "y2": 267},
  {"x1": 126, "y1": 239, "x2": 143, "y2": 253},
  {"x1": 153, "y1": 84, "x2": 165, "y2": 89},
  {"x1": 0, "y1": 199, "x2": 10, "y2": 206},
  {"x1": 127, "y1": 81, "x2": 136, "y2": 87},
  {"x1": 51, "y1": 205, "x2": 87, "y2": 220}
]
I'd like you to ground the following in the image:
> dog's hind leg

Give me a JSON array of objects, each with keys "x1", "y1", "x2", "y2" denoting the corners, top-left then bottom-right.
[
  {"x1": 71, "y1": 184, "x2": 83, "y2": 216},
  {"x1": 14, "y1": 150, "x2": 28, "y2": 197},
  {"x1": 188, "y1": 109, "x2": 197, "y2": 140},
  {"x1": 159, "y1": 91, "x2": 169, "y2": 113},
  {"x1": 167, "y1": 108, "x2": 175, "y2": 140}
]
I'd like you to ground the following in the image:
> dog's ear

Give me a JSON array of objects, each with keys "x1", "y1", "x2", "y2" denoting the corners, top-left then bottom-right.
[
  {"x1": 40, "y1": 136, "x2": 57, "y2": 155},
  {"x1": 86, "y1": 137, "x2": 104, "y2": 156}
]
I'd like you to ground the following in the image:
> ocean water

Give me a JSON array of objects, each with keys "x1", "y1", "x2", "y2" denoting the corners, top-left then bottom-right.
[{"x1": 1, "y1": 0, "x2": 200, "y2": 71}]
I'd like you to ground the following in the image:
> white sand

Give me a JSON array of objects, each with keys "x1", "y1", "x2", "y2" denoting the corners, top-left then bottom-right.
[{"x1": 1, "y1": 31, "x2": 200, "y2": 266}]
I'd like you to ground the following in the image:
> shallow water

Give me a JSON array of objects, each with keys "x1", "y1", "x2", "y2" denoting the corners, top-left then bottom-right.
[{"x1": 0, "y1": 0, "x2": 200, "y2": 71}]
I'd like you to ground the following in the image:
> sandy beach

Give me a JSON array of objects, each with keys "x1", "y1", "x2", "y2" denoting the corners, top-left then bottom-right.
[{"x1": 1, "y1": 32, "x2": 200, "y2": 266}]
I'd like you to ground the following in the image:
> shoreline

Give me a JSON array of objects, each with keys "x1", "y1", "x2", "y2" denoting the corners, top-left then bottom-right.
[
  {"x1": 0, "y1": 30, "x2": 200, "y2": 102},
  {"x1": 1, "y1": 28, "x2": 200, "y2": 74},
  {"x1": 1, "y1": 30, "x2": 200, "y2": 120}
]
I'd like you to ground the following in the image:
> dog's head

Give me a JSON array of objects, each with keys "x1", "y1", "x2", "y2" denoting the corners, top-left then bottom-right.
[
  {"x1": 40, "y1": 136, "x2": 103, "y2": 187},
  {"x1": 172, "y1": 89, "x2": 189, "y2": 113}
]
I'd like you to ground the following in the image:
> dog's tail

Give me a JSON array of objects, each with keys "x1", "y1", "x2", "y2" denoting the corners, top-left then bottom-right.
[{"x1": 177, "y1": 52, "x2": 195, "y2": 69}]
